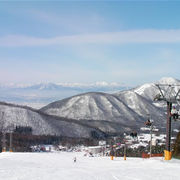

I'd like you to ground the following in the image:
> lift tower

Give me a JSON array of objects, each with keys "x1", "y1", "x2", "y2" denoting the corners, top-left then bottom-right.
[{"x1": 154, "y1": 84, "x2": 180, "y2": 160}]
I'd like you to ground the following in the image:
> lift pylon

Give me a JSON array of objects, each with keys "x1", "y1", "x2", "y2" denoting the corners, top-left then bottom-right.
[{"x1": 154, "y1": 84, "x2": 180, "y2": 160}]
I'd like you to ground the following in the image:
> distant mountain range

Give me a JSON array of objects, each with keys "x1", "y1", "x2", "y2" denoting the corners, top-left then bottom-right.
[
  {"x1": 1, "y1": 77, "x2": 180, "y2": 137},
  {"x1": 0, "y1": 82, "x2": 130, "y2": 108}
]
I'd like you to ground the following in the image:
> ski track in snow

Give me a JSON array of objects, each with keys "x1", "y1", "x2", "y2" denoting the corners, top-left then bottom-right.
[{"x1": 0, "y1": 152, "x2": 180, "y2": 180}]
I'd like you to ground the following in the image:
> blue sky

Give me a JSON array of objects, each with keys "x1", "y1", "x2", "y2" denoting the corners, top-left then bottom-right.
[{"x1": 0, "y1": 1, "x2": 180, "y2": 86}]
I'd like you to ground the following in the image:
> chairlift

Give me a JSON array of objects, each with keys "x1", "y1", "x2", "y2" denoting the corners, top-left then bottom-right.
[
  {"x1": 130, "y1": 131, "x2": 137, "y2": 138},
  {"x1": 145, "y1": 119, "x2": 152, "y2": 127},
  {"x1": 171, "y1": 106, "x2": 180, "y2": 121}
]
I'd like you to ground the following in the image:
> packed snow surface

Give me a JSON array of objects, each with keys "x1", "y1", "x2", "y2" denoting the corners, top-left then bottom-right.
[{"x1": 0, "y1": 152, "x2": 180, "y2": 180}]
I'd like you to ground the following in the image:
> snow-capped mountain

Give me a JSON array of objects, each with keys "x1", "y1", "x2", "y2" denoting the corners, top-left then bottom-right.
[
  {"x1": 0, "y1": 82, "x2": 128, "y2": 91},
  {"x1": 115, "y1": 91, "x2": 165, "y2": 123},
  {"x1": 134, "y1": 77, "x2": 180, "y2": 101},
  {"x1": 41, "y1": 92, "x2": 142, "y2": 124},
  {"x1": 158, "y1": 77, "x2": 180, "y2": 85},
  {"x1": 133, "y1": 83, "x2": 158, "y2": 101},
  {"x1": 40, "y1": 91, "x2": 165, "y2": 131},
  {"x1": 40, "y1": 92, "x2": 145, "y2": 134},
  {"x1": 0, "y1": 102, "x2": 104, "y2": 138}
]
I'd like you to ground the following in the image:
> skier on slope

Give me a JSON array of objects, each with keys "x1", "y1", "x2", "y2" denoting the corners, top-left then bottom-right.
[{"x1": 73, "y1": 157, "x2": 77, "y2": 163}]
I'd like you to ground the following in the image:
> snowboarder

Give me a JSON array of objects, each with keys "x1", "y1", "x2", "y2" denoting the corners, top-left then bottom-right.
[{"x1": 73, "y1": 157, "x2": 76, "y2": 163}]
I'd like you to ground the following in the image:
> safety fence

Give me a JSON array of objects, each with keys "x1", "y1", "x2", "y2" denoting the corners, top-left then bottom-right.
[{"x1": 142, "y1": 152, "x2": 164, "y2": 158}]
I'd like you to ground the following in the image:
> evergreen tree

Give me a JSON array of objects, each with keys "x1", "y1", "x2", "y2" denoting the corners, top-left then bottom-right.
[{"x1": 173, "y1": 132, "x2": 180, "y2": 158}]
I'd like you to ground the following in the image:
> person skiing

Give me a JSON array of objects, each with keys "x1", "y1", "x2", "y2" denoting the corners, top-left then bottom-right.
[{"x1": 73, "y1": 157, "x2": 76, "y2": 163}]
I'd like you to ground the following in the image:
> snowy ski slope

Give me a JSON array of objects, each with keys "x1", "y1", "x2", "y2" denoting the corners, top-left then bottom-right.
[{"x1": 0, "y1": 152, "x2": 180, "y2": 180}]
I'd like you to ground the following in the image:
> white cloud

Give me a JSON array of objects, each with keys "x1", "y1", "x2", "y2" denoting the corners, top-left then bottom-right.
[
  {"x1": 29, "y1": 10, "x2": 105, "y2": 33},
  {"x1": 1, "y1": 29, "x2": 180, "y2": 47}
]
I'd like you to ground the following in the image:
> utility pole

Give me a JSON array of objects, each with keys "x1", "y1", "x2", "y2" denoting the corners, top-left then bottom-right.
[
  {"x1": 2, "y1": 132, "x2": 6, "y2": 152},
  {"x1": 124, "y1": 143, "x2": 126, "y2": 160},
  {"x1": 146, "y1": 114, "x2": 153, "y2": 157},
  {"x1": 7, "y1": 125, "x2": 14, "y2": 152},
  {"x1": 150, "y1": 124, "x2": 153, "y2": 157},
  {"x1": 154, "y1": 84, "x2": 180, "y2": 160},
  {"x1": 123, "y1": 133, "x2": 127, "y2": 160},
  {"x1": 9, "y1": 132, "x2": 13, "y2": 152}
]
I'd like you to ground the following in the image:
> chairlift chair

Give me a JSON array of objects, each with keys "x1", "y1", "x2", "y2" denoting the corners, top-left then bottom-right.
[
  {"x1": 171, "y1": 106, "x2": 180, "y2": 121},
  {"x1": 145, "y1": 119, "x2": 152, "y2": 127},
  {"x1": 130, "y1": 132, "x2": 137, "y2": 138}
]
